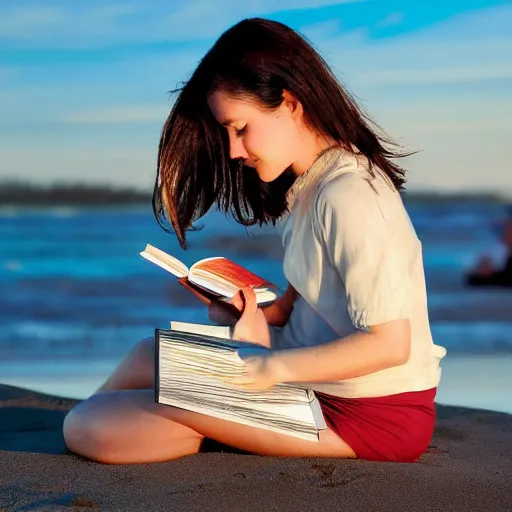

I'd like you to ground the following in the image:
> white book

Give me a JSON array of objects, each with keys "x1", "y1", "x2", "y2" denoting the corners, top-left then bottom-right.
[
  {"x1": 156, "y1": 325, "x2": 327, "y2": 442},
  {"x1": 169, "y1": 321, "x2": 231, "y2": 339},
  {"x1": 140, "y1": 243, "x2": 277, "y2": 305}
]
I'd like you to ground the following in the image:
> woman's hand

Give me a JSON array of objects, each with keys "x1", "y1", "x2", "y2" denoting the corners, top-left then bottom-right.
[
  {"x1": 208, "y1": 300, "x2": 240, "y2": 326},
  {"x1": 208, "y1": 286, "x2": 249, "y2": 326},
  {"x1": 231, "y1": 354, "x2": 284, "y2": 390},
  {"x1": 231, "y1": 286, "x2": 271, "y2": 349}
]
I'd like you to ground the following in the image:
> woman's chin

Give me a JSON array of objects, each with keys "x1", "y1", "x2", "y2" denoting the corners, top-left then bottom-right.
[{"x1": 256, "y1": 167, "x2": 286, "y2": 183}]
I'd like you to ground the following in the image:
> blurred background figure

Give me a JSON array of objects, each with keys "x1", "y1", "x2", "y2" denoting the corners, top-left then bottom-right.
[
  {"x1": 466, "y1": 207, "x2": 512, "y2": 287},
  {"x1": 0, "y1": 1, "x2": 511, "y2": 415}
]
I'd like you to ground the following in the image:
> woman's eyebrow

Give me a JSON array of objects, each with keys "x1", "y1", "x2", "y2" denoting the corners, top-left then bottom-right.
[{"x1": 221, "y1": 118, "x2": 235, "y2": 126}]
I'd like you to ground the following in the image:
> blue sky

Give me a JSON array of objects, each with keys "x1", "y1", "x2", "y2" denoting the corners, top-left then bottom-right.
[{"x1": 0, "y1": 0, "x2": 511, "y2": 193}]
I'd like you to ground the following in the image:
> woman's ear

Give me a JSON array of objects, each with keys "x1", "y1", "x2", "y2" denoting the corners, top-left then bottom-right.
[{"x1": 282, "y1": 90, "x2": 303, "y2": 118}]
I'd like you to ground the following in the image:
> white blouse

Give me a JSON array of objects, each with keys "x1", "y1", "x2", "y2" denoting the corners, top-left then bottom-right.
[{"x1": 270, "y1": 147, "x2": 446, "y2": 398}]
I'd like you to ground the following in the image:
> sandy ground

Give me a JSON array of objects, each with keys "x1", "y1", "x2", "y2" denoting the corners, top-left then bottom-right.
[{"x1": 0, "y1": 383, "x2": 511, "y2": 512}]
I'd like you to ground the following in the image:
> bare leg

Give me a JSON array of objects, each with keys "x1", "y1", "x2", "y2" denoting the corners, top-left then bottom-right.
[
  {"x1": 95, "y1": 337, "x2": 154, "y2": 394},
  {"x1": 95, "y1": 334, "x2": 269, "y2": 394},
  {"x1": 70, "y1": 337, "x2": 356, "y2": 463},
  {"x1": 63, "y1": 389, "x2": 356, "y2": 464}
]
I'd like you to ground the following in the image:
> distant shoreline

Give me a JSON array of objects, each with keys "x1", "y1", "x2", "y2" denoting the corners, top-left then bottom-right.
[
  {"x1": 0, "y1": 181, "x2": 510, "y2": 206},
  {"x1": 0, "y1": 182, "x2": 151, "y2": 207}
]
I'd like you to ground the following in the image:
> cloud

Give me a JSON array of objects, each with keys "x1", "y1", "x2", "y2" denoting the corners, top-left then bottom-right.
[
  {"x1": 61, "y1": 105, "x2": 168, "y2": 124},
  {"x1": 300, "y1": 19, "x2": 343, "y2": 41},
  {"x1": 375, "y1": 97, "x2": 512, "y2": 136},
  {"x1": 0, "y1": 49, "x2": 199, "y2": 129},
  {"x1": 0, "y1": 0, "x2": 365, "y2": 48},
  {"x1": 89, "y1": 3, "x2": 146, "y2": 22},
  {"x1": 1, "y1": 2, "x2": 511, "y2": 194},
  {"x1": 0, "y1": 5, "x2": 65, "y2": 37},
  {"x1": 302, "y1": 4, "x2": 512, "y2": 88},
  {"x1": 376, "y1": 11, "x2": 404, "y2": 29},
  {"x1": 304, "y1": 5, "x2": 512, "y2": 193},
  {"x1": 161, "y1": 0, "x2": 365, "y2": 42},
  {"x1": 0, "y1": 1, "x2": 148, "y2": 46},
  {"x1": 355, "y1": 65, "x2": 512, "y2": 86}
]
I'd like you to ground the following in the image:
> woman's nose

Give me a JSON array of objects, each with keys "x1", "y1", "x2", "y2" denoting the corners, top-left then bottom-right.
[{"x1": 229, "y1": 136, "x2": 249, "y2": 160}]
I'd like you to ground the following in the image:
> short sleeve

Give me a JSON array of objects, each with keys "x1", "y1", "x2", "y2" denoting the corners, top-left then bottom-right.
[{"x1": 315, "y1": 174, "x2": 412, "y2": 330}]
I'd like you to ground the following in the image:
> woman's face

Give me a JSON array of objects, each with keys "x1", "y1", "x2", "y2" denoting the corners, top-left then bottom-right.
[{"x1": 208, "y1": 90, "x2": 303, "y2": 183}]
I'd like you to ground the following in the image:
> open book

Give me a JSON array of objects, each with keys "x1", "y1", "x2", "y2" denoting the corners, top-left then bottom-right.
[
  {"x1": 156, "y1": 322, "x2": 326, "y2": 442},
  {"x1": 140, "y1": 244, "x2": 277, "y2": 306}
]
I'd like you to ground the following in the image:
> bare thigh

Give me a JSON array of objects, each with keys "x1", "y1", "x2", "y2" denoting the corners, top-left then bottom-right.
[
  {"x1": 63, "y1": 389, "x2": 356, "y2": 464},
  {"x1": 95, "y1": 337, "x2": 155, "y2": 393}
]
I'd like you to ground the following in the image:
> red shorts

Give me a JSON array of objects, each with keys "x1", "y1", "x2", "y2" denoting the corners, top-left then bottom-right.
[{"x1": 316, "y1": 388, "x2": 436, "y2": 462}]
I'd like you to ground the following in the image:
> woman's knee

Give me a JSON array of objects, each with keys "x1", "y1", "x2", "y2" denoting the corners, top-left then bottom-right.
[{"x1": 63, "y1": 399, "x2": 119, "y2": 463}]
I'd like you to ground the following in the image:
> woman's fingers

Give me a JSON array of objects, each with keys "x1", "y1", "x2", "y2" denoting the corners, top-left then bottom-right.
[
  {"x1": 230, "y1": 375, "x2": 255, "y2": 385},
  {"x1": 239, "y1": 286, "x2": 257, "y2": 315},
  {"x1": 231, "y1": 287, "x2": 271, "y2": 347},
  {"x1": 231, "y1": 286, "x2": 257, "y2": 317},
  {"x1": 230, "y1": 291, "x2": 245, "y2": 312}
]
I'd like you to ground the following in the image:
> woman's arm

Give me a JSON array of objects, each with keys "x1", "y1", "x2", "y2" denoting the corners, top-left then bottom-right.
[
  {"x1": 232, "y1": 178, "x2": 415, "y2": 389},
  {"x1": 272, "y1": 319, "x2": 411, "y2": 383},
  {"x1": 276, "y1": 175, "x2": 412, "y2": 382},
  {"x1": 233, "y1": 318, "x2": 411, "y2": 390},
  {"x1": 261, "y1": 283, "x2": 297, "y2": 327}
]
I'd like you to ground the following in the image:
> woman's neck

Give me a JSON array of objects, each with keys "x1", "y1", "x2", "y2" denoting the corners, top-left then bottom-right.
[{"x1": 290, "y1": 133, "x2": 338, "y2": 178}]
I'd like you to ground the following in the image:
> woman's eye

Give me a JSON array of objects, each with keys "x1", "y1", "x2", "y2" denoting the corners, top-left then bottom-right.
[{"x1": 235, "y1": 126, "x2": 247, "y2": 136}]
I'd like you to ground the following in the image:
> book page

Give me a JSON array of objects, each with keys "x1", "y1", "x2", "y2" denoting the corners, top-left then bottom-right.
[
  {"x1": 188, "y1": 273, "x2": 238, "y2": 298},
  {"x1": 189, "y1": 275, "x2": 277, "y2": 304},
  {"x1": 253, "y1": 288, "x2": 278, "y2": 305},
  {"x1": 157, "y1": 395, "x2": 319, "y2": 442},
  {"x1": 190, "y1": 257, "x2": 268, "y2": 292},
  {"x1": 140, "y1": 243, "x2": 189, "y2": 278},
  {"x1": 156, "y1": 329, "x2": 322, "y2": 441},
  {"x1": 170, "y1": 321, "x2": 231, "y2": 339}
]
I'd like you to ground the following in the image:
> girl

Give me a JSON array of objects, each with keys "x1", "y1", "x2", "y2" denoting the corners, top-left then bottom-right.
[{"x1": 63, "y1": 18, "x2": 446, "y2": 463}]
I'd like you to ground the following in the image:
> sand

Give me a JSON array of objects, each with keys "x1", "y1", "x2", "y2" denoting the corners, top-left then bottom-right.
[{"x1": 0, "y1": 384, "x2": 511, "y2": 512}]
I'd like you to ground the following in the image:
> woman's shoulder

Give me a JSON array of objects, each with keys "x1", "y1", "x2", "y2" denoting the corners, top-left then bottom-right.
[
  {"x1": 316, "y1": 155, "x2": 386, "y2": 204},
  {"x1": 314, "y1": 156, "x2": 401, "y2": 227}
]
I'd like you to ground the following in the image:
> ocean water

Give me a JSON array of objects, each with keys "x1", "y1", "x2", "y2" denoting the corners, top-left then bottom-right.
[{"x1": 1, "y1": 201, "x2": 511, "y2": 412}]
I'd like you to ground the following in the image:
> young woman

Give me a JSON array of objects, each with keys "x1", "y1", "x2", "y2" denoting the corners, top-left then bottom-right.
[{"x1": 63, "y1": 18, "x2": 446, "y2": 464}]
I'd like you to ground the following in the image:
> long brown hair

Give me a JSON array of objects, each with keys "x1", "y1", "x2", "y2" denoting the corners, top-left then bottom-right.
[{"x1": 154, "y1": 17, "x2": 410, "y2": 248}]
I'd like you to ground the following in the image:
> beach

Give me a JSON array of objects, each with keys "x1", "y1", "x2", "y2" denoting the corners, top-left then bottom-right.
[
  {"x1": 2, "y1": 203, "x2": 512, "y2": 510},
  {"x1": 2, "y1": 354, "x2": 512, "y2": 416},
  {"x1": 1, "y1": 383, "x2": 511, "y2": 511},
  {"x1": 2, "y1": 0, "x2": 512, "y2": 507}
]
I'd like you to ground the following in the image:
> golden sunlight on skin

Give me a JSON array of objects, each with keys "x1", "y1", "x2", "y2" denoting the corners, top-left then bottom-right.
[
  {"x1": 227, "y1": 287, "x2": 412, "y2": 391},
  {"x1": 207, "y1": 90, "x2": 336, "y2": 182}
]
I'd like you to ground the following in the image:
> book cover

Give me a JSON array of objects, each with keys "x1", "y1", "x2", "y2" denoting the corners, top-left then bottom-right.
[
  {"x1": 140, "y1": 243, "x2": 278, "y2": 306},
  {"x1": 155, "y1": 328, "x2": 326, "y2": 441}
]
